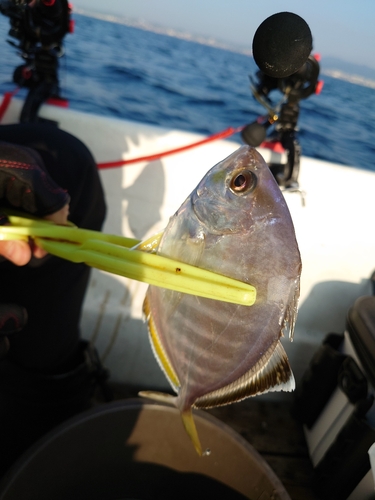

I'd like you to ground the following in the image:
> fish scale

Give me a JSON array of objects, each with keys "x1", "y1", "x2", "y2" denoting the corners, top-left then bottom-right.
[{"x1": 140, "y1": 145, "x2": 301, "y2": 455}]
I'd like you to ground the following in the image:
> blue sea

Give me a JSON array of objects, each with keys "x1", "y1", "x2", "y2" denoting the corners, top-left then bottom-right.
[{"x1": 0, "y1": 12, "x2": 374, "y2": 172}]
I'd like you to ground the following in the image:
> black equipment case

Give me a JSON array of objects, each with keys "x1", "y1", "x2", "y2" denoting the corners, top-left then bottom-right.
[{"x1": 293, "y1": 294, "x2": 375, "y2": 499}]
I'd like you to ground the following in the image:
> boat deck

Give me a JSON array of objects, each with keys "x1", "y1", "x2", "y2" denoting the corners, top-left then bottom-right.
[{"x1": 208, "y1": 395, "x2": 319, "y2": 500}]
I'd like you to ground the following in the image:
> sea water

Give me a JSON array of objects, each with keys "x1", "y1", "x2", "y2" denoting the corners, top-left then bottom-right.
[{"x1": 0, "y1": 12, "x2": 374, "y2": 172}]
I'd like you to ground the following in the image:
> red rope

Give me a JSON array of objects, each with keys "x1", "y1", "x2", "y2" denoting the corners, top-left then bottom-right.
[
  {"x1": 0, "y1": 89, "x2": 243, "y2": 167},
  {"x1": 97, "y1": 125, "x2": 244, "y2": 169},
  {"x1": 0, "y1": 88, "x2": 20, "y2": 122}
]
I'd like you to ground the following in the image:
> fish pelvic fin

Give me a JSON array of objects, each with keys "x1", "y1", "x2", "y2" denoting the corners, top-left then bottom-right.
[
  {"x1": 138, "y1": 390, "x2": 177, "y2": 406},
  {"x1": 143, "y1": 294, "x2": 180, "y2": 392},
  {"x1": 194, "y1": 340, "x2": 295, "y2": 409},
  {"x1": 181, "y1": 408, "x2": 203, "y2": 457},
  {"x1": 132, "y1": 232, "x2": 163, "y2": 252}
]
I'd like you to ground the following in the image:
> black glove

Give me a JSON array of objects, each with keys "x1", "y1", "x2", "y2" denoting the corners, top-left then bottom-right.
[
  {"x1": 0, "y1": 141, "x2": 70, "y2": 357},
  {"x1": 0, "y1": 141, "x2": 70, "y2": 216},
  {"x1": 0, "y1": 303, "x2": 28, "y2": 358}
]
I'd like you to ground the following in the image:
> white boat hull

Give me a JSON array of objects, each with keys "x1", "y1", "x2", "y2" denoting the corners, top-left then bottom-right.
[{"x1": 2, "y1": 98, "x2": 374, "y2": 394}]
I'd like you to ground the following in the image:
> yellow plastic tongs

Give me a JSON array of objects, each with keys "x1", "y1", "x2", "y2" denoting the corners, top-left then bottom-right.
[{"x1": 0, "y1": 213, "x2": 256, "y2": 306}]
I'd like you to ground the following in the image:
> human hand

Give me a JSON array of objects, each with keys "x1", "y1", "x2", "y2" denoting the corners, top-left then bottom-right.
[
  {"x1": 0, "y1": 140, "x2": 70, "y2": 265},
  {"x1": 0, "y1": 203, "x2": 70, "y2": 265},
  {"x1": 0, "y1": 204, "x2": 69, "y2": 355}
]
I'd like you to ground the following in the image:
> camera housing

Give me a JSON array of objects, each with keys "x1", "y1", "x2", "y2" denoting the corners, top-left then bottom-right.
[{"x1": 0, "y1": 0, "x2": 72, "y2": 122}]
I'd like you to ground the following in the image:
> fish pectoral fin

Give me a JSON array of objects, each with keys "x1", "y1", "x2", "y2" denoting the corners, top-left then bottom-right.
[
  {"x1": 132, "y1": 232, "x2": 163, "y2": 252},
  {"x1": 138, "y1": 390, "x2": 177, "y2": 406},
  {"x1": 194, "y1": 340, "x2": 295, "y2": 409},
  {"x1": 181, "y1": 408, "x2": 203, "y2": 457}
]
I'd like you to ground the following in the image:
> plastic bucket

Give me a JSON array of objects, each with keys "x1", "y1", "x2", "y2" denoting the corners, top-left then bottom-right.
[{"x1": 0, "y1": 400, "x2": 291, "y2": 500}]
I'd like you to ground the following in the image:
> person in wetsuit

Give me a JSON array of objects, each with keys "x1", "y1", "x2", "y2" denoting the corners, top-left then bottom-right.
[{"x1": 0, "y1": 123, "x2": 109, "y2": 476}]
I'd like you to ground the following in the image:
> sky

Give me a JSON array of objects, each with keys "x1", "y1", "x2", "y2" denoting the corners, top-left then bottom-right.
[{"x1": 71, "y1": 0, "x2": 375, "y2": 70}]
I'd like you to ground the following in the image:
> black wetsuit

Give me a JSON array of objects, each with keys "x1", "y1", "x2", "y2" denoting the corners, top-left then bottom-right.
[{"x1": 0, "y1": 123, "x2": 107, "y2": 476}]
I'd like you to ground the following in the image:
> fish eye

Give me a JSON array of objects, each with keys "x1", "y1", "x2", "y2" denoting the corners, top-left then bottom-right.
[{"x1": 229, "y1": 170, "x2": 257, "y2": 195}]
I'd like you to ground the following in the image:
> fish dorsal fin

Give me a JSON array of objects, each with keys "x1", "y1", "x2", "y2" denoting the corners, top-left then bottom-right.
[
  {"x1": 143, "y1": 293, "x2": 180, "y2": 392},
  {"x1": 194, "y1": 340, "x2": 295, "y2": 409}
]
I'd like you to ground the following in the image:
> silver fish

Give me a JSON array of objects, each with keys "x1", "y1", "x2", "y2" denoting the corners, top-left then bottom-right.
[{"x1": 141, "y1": 145, "x2": 301, "y2": 455}]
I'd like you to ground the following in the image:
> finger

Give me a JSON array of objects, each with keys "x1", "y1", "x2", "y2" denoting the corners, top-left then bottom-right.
[
  {"x1": 44, "y1": 203, "x2": 70, "y2": 225},
  {"x1": 32, "y1": 245, "x2": 48, "y2": 259},
  {"x1": 32, "y1": 203, "x2": 70, "y2": 258},
  {"x1": 0, "y1": 240, "x2": 32, "y2": 266}
]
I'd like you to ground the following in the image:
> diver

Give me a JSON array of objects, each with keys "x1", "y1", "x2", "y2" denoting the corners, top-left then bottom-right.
[
  {"x1": 0, "y1": 0, "x2": 112, "y2": 478},
  {"x1": 242, "y1": 53, "x2": 322, "y2": 188},
  {"x1": 0, "y1": 123, "x2": 110, "y2": 477}
]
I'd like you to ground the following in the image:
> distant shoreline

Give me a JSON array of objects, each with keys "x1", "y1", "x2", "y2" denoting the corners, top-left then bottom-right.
[
  {"x1": 73, "y1": 8, "x2": 252, "y2": 55},
  {"x1": 74, "y1": 8, "x2": 375, "y2": 90},
  {"x1": 320, "y1": 69, "x2": 375, "y2": 90}
]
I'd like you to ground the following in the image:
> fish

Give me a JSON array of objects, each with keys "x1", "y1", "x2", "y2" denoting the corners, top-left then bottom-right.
[{"x1": 140, "y1": 145, "x2": 301, "y2": 455}]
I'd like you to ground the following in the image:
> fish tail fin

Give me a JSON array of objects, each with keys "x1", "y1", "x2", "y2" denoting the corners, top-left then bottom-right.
[
  {"x1": 181, "y1": 408, "x2": 203, "y2": 457},
  {"x1": 138, "y1": 390, "x2": 177, "y2": 406}
]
